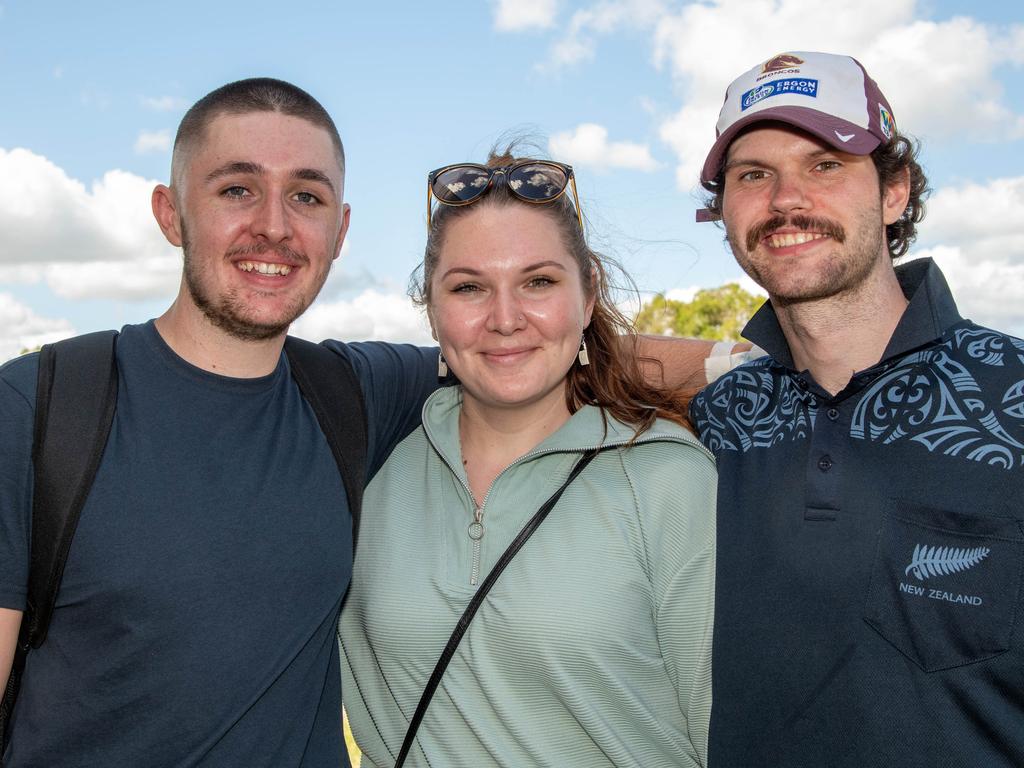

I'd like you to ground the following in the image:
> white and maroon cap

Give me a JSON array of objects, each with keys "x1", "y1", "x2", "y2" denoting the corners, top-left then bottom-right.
[{"x1": 700, "y1": 51, "x2": 897, "y2": 184}]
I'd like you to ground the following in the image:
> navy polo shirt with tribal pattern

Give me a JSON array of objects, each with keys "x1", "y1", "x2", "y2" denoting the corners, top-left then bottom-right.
[{"x1": 690, "y1": 258, "x2": 1024, "y2": 767}]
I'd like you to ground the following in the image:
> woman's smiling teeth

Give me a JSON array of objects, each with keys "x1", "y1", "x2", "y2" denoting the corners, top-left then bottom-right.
[
  {"x1": 237, "y1": 261, "x2": 292, "y2": 276},
  {"x1": 766, "y1": 232, "x2": 829, "y2": 248}
]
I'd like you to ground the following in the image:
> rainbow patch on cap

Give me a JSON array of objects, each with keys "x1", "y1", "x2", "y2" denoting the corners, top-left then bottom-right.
[{"x1": 879, "y1": 104, "x2": 896, "y2": 140}]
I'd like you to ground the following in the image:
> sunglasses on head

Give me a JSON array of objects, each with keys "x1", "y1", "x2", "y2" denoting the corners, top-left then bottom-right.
[{"x1": 426, "y1": 160, "x2": 584, "y2": 233}]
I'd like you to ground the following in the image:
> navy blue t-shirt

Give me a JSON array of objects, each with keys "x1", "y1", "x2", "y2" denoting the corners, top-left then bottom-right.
[
  {"x1": 691, "y1": 259, "x2": 1024, "y2": 767},
  {"x1": 0, "y1": 322, "x2": 438, "y2": 767}
]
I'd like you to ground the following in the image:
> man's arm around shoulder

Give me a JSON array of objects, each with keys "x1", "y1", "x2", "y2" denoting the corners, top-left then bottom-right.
[{"x1": 636, "y1": 335, "x2": 755, "y2": 390}]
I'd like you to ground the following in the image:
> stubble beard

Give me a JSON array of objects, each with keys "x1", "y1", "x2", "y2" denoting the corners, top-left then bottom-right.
[
  {"x1": 181, "y1": 220, "x2": 331, "y2": 342},
  {"x1": 725, "y1": 205, "x2": 886, "y2": 306}
]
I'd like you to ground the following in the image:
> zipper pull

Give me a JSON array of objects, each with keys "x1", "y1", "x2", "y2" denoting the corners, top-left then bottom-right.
[{"x1": 468, "y1": 507, "x2": 484, "y2": 541}]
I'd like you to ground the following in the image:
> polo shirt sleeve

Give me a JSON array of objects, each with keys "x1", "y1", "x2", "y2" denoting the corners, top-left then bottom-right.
[
  {"x1": 688, "y1": 389, "x2": 714, "y2": 449},
  {"x1": 322, "y1": 341, "x2": 442, "y2": 481},
  {"x1": 0, "y1": 355, "x2": 39, "y2": 610}
]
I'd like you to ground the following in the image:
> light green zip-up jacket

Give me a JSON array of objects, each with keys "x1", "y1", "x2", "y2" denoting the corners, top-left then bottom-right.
[{"x1": 340, "y1": 386, "x2": 716, "y2": 768}]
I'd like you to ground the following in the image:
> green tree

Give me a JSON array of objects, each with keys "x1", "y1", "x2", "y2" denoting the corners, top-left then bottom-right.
[{"x1": 634, "y1": 283, "x2": 764, "y2": 341}]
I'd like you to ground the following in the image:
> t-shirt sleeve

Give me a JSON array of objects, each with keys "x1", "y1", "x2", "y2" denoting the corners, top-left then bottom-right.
[
  {"x1": 0, "y1": 355, "x2": 39, "y2": 610},
  {"x1": 322, "y1": 341, "x2": 443, "y2": 481}
]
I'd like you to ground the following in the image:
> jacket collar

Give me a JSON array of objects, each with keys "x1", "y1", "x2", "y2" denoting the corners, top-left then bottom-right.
[
  {"x1": 742, "y1": 257, "x2": 963, "y2": 372},
  {"x1": 421, "y1": 385, "x2": 701, "y2": 471}
]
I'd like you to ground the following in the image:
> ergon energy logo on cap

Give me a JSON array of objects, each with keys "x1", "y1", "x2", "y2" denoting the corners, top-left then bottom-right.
[
  {"x1": 741, "y1": 78, "x2": 819, "y2": 111},
  {"x1": 699, "y1": 50, "x2": 897, "y2": 184},
  {"x1": 725, "y1": 52, "x2": 867, "y2": 129}
]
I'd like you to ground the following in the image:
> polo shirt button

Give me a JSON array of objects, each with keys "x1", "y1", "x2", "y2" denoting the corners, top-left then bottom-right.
[
  {"x1": 827, "y1": 407, "x2": 839, "y2": 421},
  {"x1": 817, "y1": 455, "x2": 833, "y2": 472},
  {"x1": 796, "y1": 378, "x2": 809, "y2": 390}
]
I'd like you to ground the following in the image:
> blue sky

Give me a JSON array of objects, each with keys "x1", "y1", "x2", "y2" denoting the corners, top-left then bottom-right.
[{"x1": 1, "y1": 0, "x2": 1022, "y2": 359}]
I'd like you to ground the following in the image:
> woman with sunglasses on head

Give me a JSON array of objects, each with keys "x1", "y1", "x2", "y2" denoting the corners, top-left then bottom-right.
[{"x1": 339, "y1": 148, "x2": 716, "y2": 768}]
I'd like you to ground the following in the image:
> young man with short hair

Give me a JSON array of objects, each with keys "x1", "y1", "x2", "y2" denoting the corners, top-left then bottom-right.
[{"x1": 0, "y1": 78, "x2": 439, "y2": 767}]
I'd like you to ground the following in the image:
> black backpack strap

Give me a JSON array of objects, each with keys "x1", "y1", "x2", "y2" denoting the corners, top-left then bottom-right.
[
  {"x1": 0, "y1": 330, "x2": 119, "y2": 753},
  {"x1": 284, "y1": 337, "x2": 368, "y2": 552}
]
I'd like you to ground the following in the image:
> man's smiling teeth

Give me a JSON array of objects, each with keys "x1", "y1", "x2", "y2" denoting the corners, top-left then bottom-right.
[
  {"x1": 767, "y1": 232, "x2": 828, "y2": 248},
  {"x1": 237, "y1": 261, "x2": 292, "y2": 276}
]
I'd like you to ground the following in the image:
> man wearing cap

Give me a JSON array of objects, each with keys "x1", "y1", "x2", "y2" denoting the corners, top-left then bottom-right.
[{"x1": 689, "y1": 51, "x2": 1024, "y2": 766}]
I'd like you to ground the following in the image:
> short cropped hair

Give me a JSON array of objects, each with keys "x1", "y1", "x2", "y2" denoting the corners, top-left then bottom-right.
[
  {"x1": 701, "y1": 132, "x2": 929, "y2": 259},
  {"x1": 171, "y1": 77, "x2": 344, "y2": 186}
]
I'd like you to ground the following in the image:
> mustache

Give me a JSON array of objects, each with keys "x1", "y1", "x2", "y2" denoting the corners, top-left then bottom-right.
[
  {"x1": 745, "y1": 215, "x2": 846, "y2": 252},
  {"x1": 226, "y1": 242, "x2": 309, "y2": 265}
]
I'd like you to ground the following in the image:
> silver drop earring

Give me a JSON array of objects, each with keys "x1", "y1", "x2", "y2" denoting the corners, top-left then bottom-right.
[
  {"x1": 437, "y1": 352, "x2": 449, "y2": 378},
  {"x1": 577, "y1": 338, "x2": 590, "y2": 367}
]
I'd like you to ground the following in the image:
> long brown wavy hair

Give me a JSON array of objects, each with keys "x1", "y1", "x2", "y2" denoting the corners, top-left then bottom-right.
[{"x1": 411, "y1": 147, "x2": 694, "y2": 435}]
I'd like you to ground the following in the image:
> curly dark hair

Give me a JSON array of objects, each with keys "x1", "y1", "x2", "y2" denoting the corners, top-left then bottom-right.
[
  {"x1": 411, "y1": 145, "x2": 695, "y2": 434},
  {"x1": 700, "y1": 133, "x2": 929, "y2": 259}
]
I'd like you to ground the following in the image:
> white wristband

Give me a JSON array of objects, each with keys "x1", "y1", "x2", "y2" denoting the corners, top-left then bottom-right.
[{"x1": 704, "y1": 343, "x2": 767, "y2": 383}]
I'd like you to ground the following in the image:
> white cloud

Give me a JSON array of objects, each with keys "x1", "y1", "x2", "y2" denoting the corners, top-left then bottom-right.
[
  {"x1": 494, "y1": 0, "x2": 558, "y2": 32},
  {"x1": 142, "y1": 95, "x2": 188, "y2": 111},
  {"x1": 917, "y1": 247, "x2": 1024, "y2": 336},
  {"x1": 549, "y1": 123, "x2": 659, "y2": 171},
  {"x1": 0, "y1": 293, "x2": 75, "y2": 362},
  {"x1": 924, "y1": 176, "x2": 1024, "y2": 244},
  {"x1": 665, "y1": 274, "x2": 766, "y2": 303},
  {"x1": 664, "y1": 285, "x2": 700, "y2": 303},
  {"x1": 43, "y1": 257, "x2": 183, "y2": 300},
  {"x1": 914, "y1": 175, "x2": 1024, "y2": 335},
  {"x1": 0, "y1": 264, "x2": 47, "y2": 285},
  {"x1": 550, "y1": 36, "x2": 594, "y2": 68},
  {"x1": 649, "y1": 0, "x2": 1024, "y2": 187},
  {"x1": 737, "y1": 273, "x2": 767, "y2": 298},
  {"x1": 0, "y1": 147, "x2": 181, "y2": 300},
  {"x1": 134, "y1": 129, "x2": 172, "y2": 155},
  {"x1": 862, "y1": 18, "x2": 1024, "y2": 142},
  {"x1": 291, "y1": 289, "x2": 433, "y2": 345},
  {"x1": 545, "y1": 0, "x2": 667, "y2": 69}
]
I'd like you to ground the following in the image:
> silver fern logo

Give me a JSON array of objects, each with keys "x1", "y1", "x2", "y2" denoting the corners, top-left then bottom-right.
[{"x1": 905, "y1": 544, "x2": 990, "y2": 581}]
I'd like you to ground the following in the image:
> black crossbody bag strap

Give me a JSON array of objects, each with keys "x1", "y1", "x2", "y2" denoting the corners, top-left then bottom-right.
[
  {"x1": 0, "y1": 331, "x2": 119, "y2": 756},
  {"x1": 393, "y1": 449, "x2": 598, "y2": 768},
  {"x1": 283, "y1": 337, "x2": 368, "y2": 553}
]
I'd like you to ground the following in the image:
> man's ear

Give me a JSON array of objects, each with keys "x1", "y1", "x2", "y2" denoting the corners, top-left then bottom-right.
[
  {"x1": 152, "y1": 185, "x2": 183, "y2": 247},
  {"x1": 333, "y1": 203, "x2": 351, "y2": 262},
  {"x1": 882, "y1": 166, "x2": 911, "y2": 227}
]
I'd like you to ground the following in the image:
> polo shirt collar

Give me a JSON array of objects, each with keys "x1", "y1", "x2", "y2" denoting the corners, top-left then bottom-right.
[{"x1": 742, "y1": 257, "x2": 963, "y2": 372}]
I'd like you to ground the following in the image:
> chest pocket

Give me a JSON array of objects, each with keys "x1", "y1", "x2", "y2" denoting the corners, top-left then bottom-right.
[{"x1": 863, "y1": 501, "x2": 1024, "y2": 672}]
